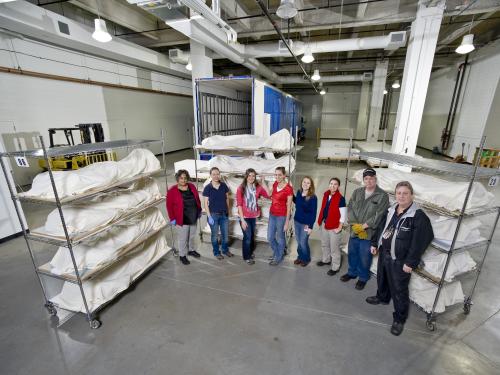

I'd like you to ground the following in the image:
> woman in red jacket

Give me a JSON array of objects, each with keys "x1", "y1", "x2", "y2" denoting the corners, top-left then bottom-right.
[
  {"x1": 166, "y1": 169, "x2": 202, "y2": 265},
  {"x1": 316, "y1": 177, "x2": 347, "y2": 276}
]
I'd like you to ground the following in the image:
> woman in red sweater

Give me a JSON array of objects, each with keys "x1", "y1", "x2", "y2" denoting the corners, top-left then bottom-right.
[
  {"x1": 267, "y1": 166, "x2": 293, "y2": 266},
  {"x1": 166, "y1": 169, "x2": 201, "y2": 265},
  {"x1": 316, "y1": 177, "x2": 347, "y2": 275}
]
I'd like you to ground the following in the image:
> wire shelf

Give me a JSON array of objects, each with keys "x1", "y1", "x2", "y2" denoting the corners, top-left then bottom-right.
[{"x1": 358, "y1": 151, "x2": 499, "y2": 179}]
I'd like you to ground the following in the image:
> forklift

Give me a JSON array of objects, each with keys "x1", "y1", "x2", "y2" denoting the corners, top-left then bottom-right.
[{"x1": 39, "y1": 123, "x2": 115, "y2": 170}]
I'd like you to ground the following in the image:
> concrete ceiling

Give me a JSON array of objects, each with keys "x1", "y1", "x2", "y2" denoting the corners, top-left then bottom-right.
[{"x1": 30, "y1": 0, "x2": 500, "y2": 91}]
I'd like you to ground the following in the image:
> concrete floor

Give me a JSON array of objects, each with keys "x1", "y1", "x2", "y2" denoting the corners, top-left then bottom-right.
[{"x1": 1, "y1": 139, "x2": 499, "y2": 375}]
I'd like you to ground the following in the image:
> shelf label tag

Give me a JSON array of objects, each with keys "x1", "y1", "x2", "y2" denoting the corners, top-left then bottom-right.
[
  {"x1": 14, "y1": 156, "x2": 30, "y2": 168},
  {"x1": 488, "y1": 176, "x2": 499, "y2": 187}
]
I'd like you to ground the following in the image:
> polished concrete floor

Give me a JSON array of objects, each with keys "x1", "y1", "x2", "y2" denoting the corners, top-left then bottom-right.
[{"x1": 1, "y1": 139, "x2": 499, "y2": 375}]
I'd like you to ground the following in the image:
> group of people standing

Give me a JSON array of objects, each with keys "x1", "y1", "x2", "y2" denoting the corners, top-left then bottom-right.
[{"x1": 166, "y1": 166, "x2": 434, "y2": 336}]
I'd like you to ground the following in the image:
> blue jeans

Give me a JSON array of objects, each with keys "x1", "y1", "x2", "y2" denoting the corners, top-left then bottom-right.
[
  {"x1": 268, "y1": 214, "x2": 286, "y2": 262},
  {"x1": 240, "y1": 218, "x2": 256, "y2": 260},
  {"x1": 347, "y1": 237, "x2": 373, "y2": 282},
  {"x1": 208, "y1": 213, "x2": 229, "y2": 256},
  {"x1": 294, "y1": 221, "x2": 311, "y2": 263}
]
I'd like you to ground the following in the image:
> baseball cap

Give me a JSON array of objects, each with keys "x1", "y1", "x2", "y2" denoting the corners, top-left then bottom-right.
[{"x1": 362, "y1": 168, "x2": 377, "y2": 178}]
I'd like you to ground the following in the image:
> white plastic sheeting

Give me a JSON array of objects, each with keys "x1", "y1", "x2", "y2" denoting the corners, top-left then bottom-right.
[
  {"x1": 174, "y1": 159, "x2": 210, "y2": 179},
  {"x1": 51, "y1": 233, "x2": 169, "y2": 313},
  {"x1": 421, "y1": 249, "x2": 476, "y2": 282},
  {"x1": 199, "y1": 129, "x2": 293, "y2": 151},
  {"x1": 41, "y1": 179, "x2": 161, "y2": 237},
  {"x1": 21, "y1": 148, "x2": 160, "y2": 199},
  {"x1": 352, "y1": 168, "x2": 495, "y2": 212},
  {"x1": 409, "y1": 276, "x2": 464, "y2": 313},
  {"x1": 354, "y1": 141, "x2": 391, "y2": 167},
  {"x1": 207, "y1": 155, "x2": 295, "y2": 175},
  {"x1": 317, "y1": 139, "x2": 360, "y2": 160},
  {"x1": 49, "y1": 208, "x2": 166, "y2": 276},
  {"x1": 427, "y1": 213, "x2": 484, "y2": 250}
]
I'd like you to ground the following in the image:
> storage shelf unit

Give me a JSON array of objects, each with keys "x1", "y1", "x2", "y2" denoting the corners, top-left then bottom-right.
[
  {"x1": 0, "y1": 136, "x2": 171, "y2": 329},
  {"x1": 344, "y1": 137, "x2": 499, "y2": 332}
]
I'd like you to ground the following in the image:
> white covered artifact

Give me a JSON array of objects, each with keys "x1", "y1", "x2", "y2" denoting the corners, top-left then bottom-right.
[
  {"x1": 352, "y1": 168, "x2": 495, "y2": 212},
  {"x1": 51, "y1": 233, "x2": 169, "y2": 312},
  {"x1": 427, "y1": 213, "x2": 484, "y2": 250},
  {"x1": 409, "y1": 276, "x2": 464, "y2": 313},
  {"x1": 40, "y1": 178, "x2": 161, "y2": 237},
  {"x1": 420, "y1": 249, "x2": 476, "y2": 282},
  {"x1": 49, "y1": 208, "x2": 166, "y2": 276},
  {"x1": 199, "y1": 129, "x2": 293, "y2": 151},
  {"x1": 21, "y1": 148, "x2": 160, "y2": 199},
  {"x1": 207, "y1": 155, "x2": 295, "y2": 175},
  {"x1": 317, "y1": 139, "x2": 360, "y2": 160}
]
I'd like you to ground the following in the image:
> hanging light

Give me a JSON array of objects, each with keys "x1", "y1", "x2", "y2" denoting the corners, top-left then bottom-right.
[
  {"x1": 311, "y1": 69, "x2": 321, "y2": 81},
  {"x1": 92, "y1": 18, "x2": 112, "y2": 43},
  {"x1": 301, "y1": 44, "x2": 314, "y2": 63},
  {"x1": 456, "y1": 34, "x2": 475, "y2": 54},
  {"x1": 392, "y1": 80, "x2": 400, "y2": 89},
  {"x1": 276, "y1": 0, "x2": 297, "y2": 20},
  {"x1": 186, "y1": 59, "x2": 192, "y2": 71},
  {"x1": 320, "y1": 89, "x2": 326, "y2": 95},
  {"x1": 383, "y1": 89, "x2": 388, "y2": 95}
]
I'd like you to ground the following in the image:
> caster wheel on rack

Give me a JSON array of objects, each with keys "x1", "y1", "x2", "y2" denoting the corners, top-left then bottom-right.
[
  {"x1": 463, "y1": 303, "x2": 471, "y2": 315},
  {"x1": 90, "y1": 319, "x2": 101, "y2": 329},
  {"x1": 426, "y1": 320, "x2": 436, "y2": 332},
  {"x1": 45, "y1": 302, "x2": 57, "y2": 316}
]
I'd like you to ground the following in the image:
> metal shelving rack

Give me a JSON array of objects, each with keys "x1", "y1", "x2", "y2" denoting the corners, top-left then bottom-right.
[
  {"x1": 343, "y1": 136, "x2": 499, "y2": 331},
  {"x1": 0, "y1": 136, "x2": 171, "y2": 329},
  {"x1": 192, "y1": 126, "x2": 299, "y2": 245}
]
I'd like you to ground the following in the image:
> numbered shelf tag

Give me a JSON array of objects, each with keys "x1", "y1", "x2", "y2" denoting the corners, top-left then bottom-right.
[
  {"x1": 488, "y1": 175, "x2": 499, "y2": 187},
  {"x1": 15, "y1": 156, "x2": 30, "y2": 168}
]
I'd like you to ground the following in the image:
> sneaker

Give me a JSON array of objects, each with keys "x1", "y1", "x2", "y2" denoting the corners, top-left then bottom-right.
[
  {"x1": 180, "y1": 256, "x2": 190, "y2": 265},
  {"x1": 366, "y1": 296, "x2": 390, "y2": 305},
  {"x1": 269, "y1": 260, "x2": 280, "y2": 266},
  {"x1": 245, "y1": 259, "x2": 255, "y2": 265},
  {"x1": 316, "y1": 261, "x2": 332, "y2": 267},
  {"x1": 327, "y1": 269, "x2": 339, "y2": 276},
  {"x1": 224, "y1": 251, "x2": 234, "y2": 258},
  {"x1": 188, "y1": 250, "x2": 201, "y2": 258},
  {"x1": 390, "y1": 321, "x2": 405, "y2": 336},
  {"x1": 216, "y1": 254, "x2": 224, "y2": 260},
  {"x1": 340, "y1": 274, "x2": 356, "y2": 282},
  {"x1": 355, "y1": 280, "x2": 367, "y2": 290},
  {"x1": 268, "y1": 255, "x2": 275, "y2": 261}
]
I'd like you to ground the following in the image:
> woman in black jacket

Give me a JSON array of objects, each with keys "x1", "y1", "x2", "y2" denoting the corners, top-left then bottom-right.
[{"x1": 366, "y1": 181, "x2": 434, "y2": 336}]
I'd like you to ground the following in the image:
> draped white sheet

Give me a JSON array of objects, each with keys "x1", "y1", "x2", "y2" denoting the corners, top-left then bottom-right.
[
  {"x1": 41, "y1": 178, "x2": 161, "y2": 237},
  {"x1": 426, "y1": 213, "x2": 484, "y2": 250},
  {"x1": 409, "y1": 276, "x2": 464, "y2": 314},
  {"x1": 21, "y1": 148, "x2": 160, "y2": 199},
  {"x1": 49, "y1": 208, "x2": 166, "y2": 276},
  {"x1": 352, "y1": 168, "x2": 495, "y2": 212},
  {"x1": 207, "y1": 155, "x2": 296, "y2": 174},
  {"x1": 421, "y1": 249, "x2": 476, "y2": 282},
  {"x1": 200, "y1": 129, "x2": 293, "y2": 151},
  {"x1": 317, "y1": 139, "x2": 360, "y2": 160},
  {"x1": 51, "y1": 234, "x2": 169, "y2": 313}
]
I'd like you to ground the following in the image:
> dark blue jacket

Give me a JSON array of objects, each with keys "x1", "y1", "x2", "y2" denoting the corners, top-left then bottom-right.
[{"x1": 293, "y1": 190, "x2": 318, "y2": 228}]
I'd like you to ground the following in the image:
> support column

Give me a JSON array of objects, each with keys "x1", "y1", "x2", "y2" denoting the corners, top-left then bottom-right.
[
  {"x1": 367, "y1": 60, "x2": 388, "y2": 142},
  {"x1": 190, "y1": 40, "x2": 213, "y2": 145},
  {"x1": 391, "y1": 2, "x2": 444, "y2": 156},
  {"x1": 356, "y1": 81, "x2": 371, "y2": 139}
]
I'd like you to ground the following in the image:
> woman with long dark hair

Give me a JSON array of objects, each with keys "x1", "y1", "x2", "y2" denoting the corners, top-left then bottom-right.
[
  {"x1": 293, "y1": 176, "x2": 318, "y2": 266},
  {"x1": 236, "y1": 168, "x2": 270, "y2": 264}
]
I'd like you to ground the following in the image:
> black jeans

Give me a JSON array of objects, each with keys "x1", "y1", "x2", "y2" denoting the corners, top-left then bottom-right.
[
  {"x1": 376, "y1": 250, "x2": 412, "y2": 324},
  {"x1": 240, "y1": 218, "x2": 256, "y2": 260}
]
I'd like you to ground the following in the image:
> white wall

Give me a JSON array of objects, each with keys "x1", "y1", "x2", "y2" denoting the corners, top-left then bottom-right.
[
  {"x1": 483, "y1": 79, "x2": 500, "y2": 150},
  {"x1": 297, "y1": 94, "x2": 323, "y2": 139}
]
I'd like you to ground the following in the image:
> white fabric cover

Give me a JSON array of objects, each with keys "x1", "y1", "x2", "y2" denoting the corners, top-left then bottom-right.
[
  {"x1": 427, "y1": 213, "x2": 484, "y2": 250},
  {"x1": 200, "y1": 129, "x2": 293, "y2": 151},
  {"x1": 207, "y1": 155, "x2": 296, "y2": 174},
  {"x1": 352, "y1": 168, "x2": 495, "y2": 212},
  {"x1": 49, "y1": 208, "x2": 166, "y2": 276},
  {"x1": 51, "y1": 234, "x2": 169, "y2": 313},
  {"x1": 318, "y1": 139, "x2": 360, "y2": 160},
  {"x1": 21, "y1": 148, "x2": 160, "y2": 199},
  {"x1": 174, "y1": 159, "x2": 210, "y2": 179},
  {"x1": 409, "y1": 276, "x2": 464, "y2": 313},
  {"x1": 41, "y1": 179, "x2": 161, "y2": 237},
  {"x1": 354, "y1": 141, "x2": 391, "y2": 167},
  {"x1": 421, "y1": 249, "x2": 476, "y2": 282}
]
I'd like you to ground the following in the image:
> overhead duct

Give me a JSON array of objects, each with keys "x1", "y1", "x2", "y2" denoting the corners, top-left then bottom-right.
[
  {"x1": 279, "y1": 74, "x2": 371, "y2": 84},
  {"x1": 0, "y1": 1, "x2": 190, "y2": 78}
]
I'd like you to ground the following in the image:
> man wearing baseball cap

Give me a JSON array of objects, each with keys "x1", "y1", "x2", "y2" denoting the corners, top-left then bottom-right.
[{"x1": 340, "y1": 168, "x2": 389, "y2": 290}]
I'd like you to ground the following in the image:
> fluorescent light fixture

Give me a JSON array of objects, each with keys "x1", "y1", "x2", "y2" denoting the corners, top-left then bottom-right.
[
  {"x1": 320, "y1": 89, "x2": 326, "y2": 95},
  {"x1": 301, "y1": 44, "x2": 314, "y2": 63},
  {"x1": 383, "y1": 89, "x2": 388, "y2": 95},
  {"x1": 186, "y1": 59, "x2": 192, "y2": 71},
  {"x1": 392, "y1": 80, "x2": 400, "y2": 89},
  {"x1": 456, "y1": 34, "x2": 475, "y2": 54},
  {"x1": 276, "y1": 0, "x2": 297, "y2": 20},
  {"x1": 311, "y1": 69, "x2": 320, "y2": 81},
  {"x1": 92, "y1": 19, "x2": 112, "y2": 43}
]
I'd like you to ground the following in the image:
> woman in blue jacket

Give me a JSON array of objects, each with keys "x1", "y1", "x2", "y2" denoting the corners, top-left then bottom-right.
[{"x1": 293, "y1": 176, "x2": 318, "y2": 266}]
